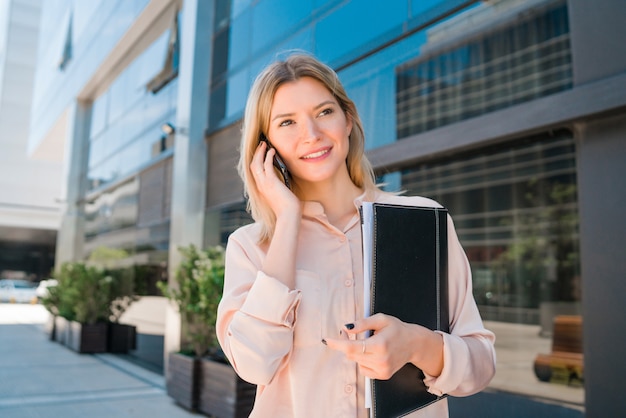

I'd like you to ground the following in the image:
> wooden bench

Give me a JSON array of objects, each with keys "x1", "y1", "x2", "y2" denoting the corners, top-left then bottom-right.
[{"x1": 533, "y1": 315, "x2": 584, "y2": 386}]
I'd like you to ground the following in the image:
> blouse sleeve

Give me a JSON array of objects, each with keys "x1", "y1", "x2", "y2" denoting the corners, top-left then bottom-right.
[
  {"x1": 422, "y1": 214, "x2": 496, "y2": 397},
  {"x1": 216, "y1": 230, "x2": 302, "y2": 385}
]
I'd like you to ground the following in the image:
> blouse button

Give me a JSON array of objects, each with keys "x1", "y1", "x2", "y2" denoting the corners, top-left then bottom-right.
[
  {"x1": 344, "y1": 384, "x2": 354, "y2": 394},
  {"x1": 344, "y1": 279, "x2": 353, "y2": 287},
  {"x1": 339, "y1": 236, "x2": 347, "y2": 243}
]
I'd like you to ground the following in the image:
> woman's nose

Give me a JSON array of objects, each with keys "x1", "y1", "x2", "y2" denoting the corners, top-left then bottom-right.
[{"x1": 301, "y1": 118, "x2": 320, "y2": 143}]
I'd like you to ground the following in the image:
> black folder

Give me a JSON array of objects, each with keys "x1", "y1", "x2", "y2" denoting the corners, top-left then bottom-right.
[{"x1": 360, "y1": 202, "x2": 449, "y2": 417}]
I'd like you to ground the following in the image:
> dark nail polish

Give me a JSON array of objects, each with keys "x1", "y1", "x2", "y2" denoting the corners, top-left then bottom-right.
[
  {"x1": 321, "y1": 339, "x2": 327, "y2": 345},
  {"x1": 345, "y1": 323, "x2": 355, "y2": 330}
]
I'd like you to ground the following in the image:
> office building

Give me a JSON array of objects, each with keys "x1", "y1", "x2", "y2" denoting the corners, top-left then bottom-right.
[
  {"x1": 0, "y1": 0, "x2": 57, "y2": 283},
  {"x1": 28, "y1": 0, "x2": 626, "y2": 416}
]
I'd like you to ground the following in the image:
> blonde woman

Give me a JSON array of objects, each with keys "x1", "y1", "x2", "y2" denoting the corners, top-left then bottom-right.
[{"x1": 216, "y1": 53, "x2": 495, "y2": 417}]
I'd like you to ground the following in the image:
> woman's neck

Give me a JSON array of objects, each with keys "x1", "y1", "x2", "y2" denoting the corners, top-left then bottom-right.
[{"x1": 298, "y1": 176, "x2": 363, "y2": 230}]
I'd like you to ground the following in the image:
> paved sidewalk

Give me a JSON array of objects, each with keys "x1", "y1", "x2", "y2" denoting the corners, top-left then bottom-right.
[{"x1": 0, "y1": 304, "x2": 200, "y2": 418}]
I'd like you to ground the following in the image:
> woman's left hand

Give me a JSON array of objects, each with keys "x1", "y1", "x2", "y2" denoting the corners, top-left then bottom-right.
[{"x1": 323, "y1": 313, "x2": 444, "y2": 379}]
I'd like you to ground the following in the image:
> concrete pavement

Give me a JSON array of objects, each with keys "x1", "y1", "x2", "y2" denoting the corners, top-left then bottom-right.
[
  {"x1": 0, "y1": 303, "x2": 199, "y2": 418},
  {"x1": 0, "y1": 304, "x2": 585, "y2": 418}
]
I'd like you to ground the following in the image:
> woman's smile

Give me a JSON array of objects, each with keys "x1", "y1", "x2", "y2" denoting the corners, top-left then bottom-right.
[{"x1": 301, "y1": 146, "x2": 331, "y2": 160}]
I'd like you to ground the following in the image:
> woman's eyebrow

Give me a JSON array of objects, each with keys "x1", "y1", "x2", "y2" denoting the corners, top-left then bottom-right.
[
  {"x1": 272, "y1": 112, "x2": 294, "y2": 122},
  {"x1": 271, "y1": 100, "x2": 337, "y2": 122},
  {"x1": 314, "y1": 100, "x2": 336, "y2": 110}
]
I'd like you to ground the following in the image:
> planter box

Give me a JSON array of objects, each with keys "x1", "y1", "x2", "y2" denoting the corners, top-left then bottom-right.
[
  {"x1": 198, "y1": 357, "x2": 255, "y2": 418},
  {"x1": 54, "y1": 316, "x2": 70, "y2": 346},
  {"x1": 166, "y1": 352, "x2": 200, "y2": 411},
  {"x1": 45, "y1": 314, "x2": 56, "y2": 340},
  {"x1": 68, "y1": 321, "x2": 108, "y2": 354},
  {"x1": 107, "y1": 323, "x2": 137, "y2": 353}
]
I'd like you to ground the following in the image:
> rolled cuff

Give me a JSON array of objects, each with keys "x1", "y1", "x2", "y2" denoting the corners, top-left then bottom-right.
[
  {"x1": 423, "y1": 331, "x2": 470, "y2": 396},
  {"x1": 240, "y1": 271, "x2": 301, "y2": 327}
]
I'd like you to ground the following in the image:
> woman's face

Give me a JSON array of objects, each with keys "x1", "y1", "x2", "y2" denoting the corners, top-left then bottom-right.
[{"x1": 266, "y1": 76, "x2": 353, "y2": 190}]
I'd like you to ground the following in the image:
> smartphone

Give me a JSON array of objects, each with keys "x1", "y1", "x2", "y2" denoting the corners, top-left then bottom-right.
[{"x1": 260, "y1": 135, "x2": 291, "y2": 189}]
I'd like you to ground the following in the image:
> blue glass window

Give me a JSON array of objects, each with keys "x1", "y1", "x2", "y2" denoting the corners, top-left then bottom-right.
[
  {"x1": 315, "y1": 0, "x2": 408, "y2": 65},
  {"x1": 87, "y1": 27, "x2": 179, "y2": 191},
  {"x1": 250, "y1": 0, "x2": 313, "y2": 55},
  {"x1": 395, "y1": 130, "x2": 579, "y2": 316},
  {"x1": 396, "y1": 1, "x2": 572, "y2": 138}
]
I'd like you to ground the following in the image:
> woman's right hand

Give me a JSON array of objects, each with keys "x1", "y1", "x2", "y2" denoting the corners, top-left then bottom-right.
[
  {"x1": 251, "y1": 140, "x2": 300, "y2": 219},
  {"x1": 252, "y1": 141, "x2": 301, "y2": 290}
]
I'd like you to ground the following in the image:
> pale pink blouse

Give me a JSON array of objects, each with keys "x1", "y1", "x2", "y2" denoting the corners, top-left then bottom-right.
[{"x1": 216, "y1": 192, "x2": 496, "y2": 418}]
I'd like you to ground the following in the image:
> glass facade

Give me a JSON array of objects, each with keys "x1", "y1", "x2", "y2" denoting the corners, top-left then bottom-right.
[
  {"x1": 207, "y1": 0, "x2": 482, "y2": 146},
  {"x1": 84, "y1": 179, "x2": 139, "y2": 243},
  {"x1": 395, "y1": 130, "x2": 580, "y2": 323},
  {"x1": 387, "y1": 130, "x2": 581, "y2": 404},
  {"x1": 396, "y1": 1, "x2": 571, "y2": 137},
  {"x1": 81, "y1": 5, "x2": 178, "y2": 278},
  {"x1": 31, "y1": 0, "x2": 150, "y2": 153},
  {"x1": 88, "y1": 27, "x2": 179, "y2": 191},
  {"x1": 207, "y1": 0, "x2": 584, "y2": 408},
  {"x1": 217, "y1": 201, "x2": 253, "y2": 246},
  {"x1": 35, "y1": 0, "x2": 590, "y2": 410}
]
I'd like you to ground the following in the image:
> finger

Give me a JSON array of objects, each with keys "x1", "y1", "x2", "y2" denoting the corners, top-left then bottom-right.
[
  {"x1": 325, "y1": 337, "x2": 395, "y2": 377},
  {"x1": 323, "y1": 337, "x2": 366, "y2": 358},
  {"x1": 251, "y1": 141, "x2": 267, "y2": 180},
  {"x1": 255, "y1": 141, "x2": 267, "y2": 164},
  {"x1": 358, "y1": 363, "x2": 380, "y2": 379},
  {"x1": 358, "y1": 362, "x2": 395, "y2": 380},
  {"x1": 263, "y1": 146, "x2": 276, "y2": 173},
  {"x1": 343, "y1": 313, "x2": 389, "y2": 335}
]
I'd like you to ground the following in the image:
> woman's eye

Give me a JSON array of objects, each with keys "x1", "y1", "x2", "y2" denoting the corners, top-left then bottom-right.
[
  {"x1": 279, "y1": 119, "x2": 294, "y2": 127},
  {"x1": 318, "y1": 108, "x2": 333, "y2": 117}
]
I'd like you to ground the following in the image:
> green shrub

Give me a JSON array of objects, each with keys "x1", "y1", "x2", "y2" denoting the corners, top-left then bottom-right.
[
  {"x1": 158, "y1": 244, "x2": 225, "y2": 358},
  {"x1": 106, "y1": 266, "x2": 140, "y2": 323},
  {"x1": 43, "y1": 262, "x2": 112, "y2": 324},
  {"x1": 42, "y1": 260, "x2": 139, "y2": 325}
]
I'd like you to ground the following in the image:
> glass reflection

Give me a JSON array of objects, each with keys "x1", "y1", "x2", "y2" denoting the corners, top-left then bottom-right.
[
  {"x1": 396, "y1": 1, "x2": 572, "y2": 137},
  {"x1": 87, "y1": 25, "x2": 179, "y2": 191},
  {"x1": 390, "y1": 130, "x2": 582, "y2": 403},
  {"x1": 85, "y1": 178, "x2": 139, "y2": 238}
]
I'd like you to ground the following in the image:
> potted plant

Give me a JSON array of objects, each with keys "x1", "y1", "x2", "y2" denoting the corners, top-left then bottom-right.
[
  {"x1": 41, "y1": 280, "x2": 60, "y2": 341},
  {"x1": 106, "y1": 266, "x2": 139, "y2": 353},
  {"x1": 159, "y1": 244, "x2": 255, "y2": 416},
  {"x1": 44, "y1": 262, "x2": 112, "y2": 353},
  {"x1": 42, "y1": 263, "x2": 86, "y2": 346},
  {"x1": 68, "y1": 263, "x2": 113, "y2": 353},
  {"x1": 88, "y1": 246, "x2": 139, "y2": 353}
]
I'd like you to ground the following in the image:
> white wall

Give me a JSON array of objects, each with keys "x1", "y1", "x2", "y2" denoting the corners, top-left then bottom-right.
[{"x1": 0, "y1": 0, "x2": 62, "y2": 231}]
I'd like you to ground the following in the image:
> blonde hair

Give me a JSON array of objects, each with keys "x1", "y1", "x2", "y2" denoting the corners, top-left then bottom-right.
[{"x1": 238, "y1": 53, "x2": 378, "y2": 243}]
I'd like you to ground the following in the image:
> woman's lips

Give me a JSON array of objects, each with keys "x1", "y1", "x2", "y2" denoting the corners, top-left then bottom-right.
[{"x1": 302, "y1": 147, "x2": 330, "y2": 160}]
